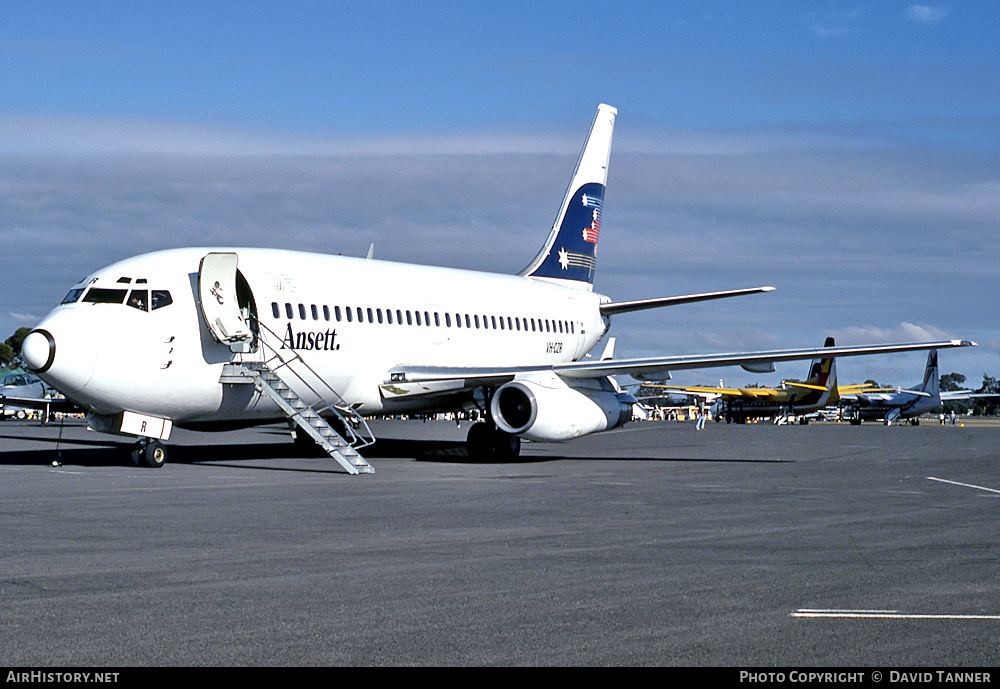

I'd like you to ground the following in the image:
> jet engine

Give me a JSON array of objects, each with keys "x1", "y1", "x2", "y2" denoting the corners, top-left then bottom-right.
[{"x1": 490, "y1": 372, "x2": 634, "y2": 442}]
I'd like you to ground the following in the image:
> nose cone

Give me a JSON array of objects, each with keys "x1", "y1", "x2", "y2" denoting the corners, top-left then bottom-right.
[
  {"x1": 22, "y1": 310, "x2": 97, "y2": 399},
  {"x1": 22, "y1": 329, "x2": 56, "y2": 373}
]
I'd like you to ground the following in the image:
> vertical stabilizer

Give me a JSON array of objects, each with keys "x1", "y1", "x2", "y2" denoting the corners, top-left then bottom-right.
[
  {"x1": 520, "y1": 104, "x2": 617, "y2": 290},
  {"x1": 807, "y1": 337, "x2": 838, "y2": 404},
  {"x1": 919, "y1": 350, "x2": 940, "y2": 396}
]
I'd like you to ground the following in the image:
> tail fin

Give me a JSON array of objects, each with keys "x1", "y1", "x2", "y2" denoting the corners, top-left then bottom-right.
[
  {"x1": 807, "y1": 337, "x2": 839, "y2": 402},
  {"x1": 919, "y1": 350, "x2": 940, "y2": 395},
  {"x1": 520, "y1": 104, "x2": 616, "y2": 290}
]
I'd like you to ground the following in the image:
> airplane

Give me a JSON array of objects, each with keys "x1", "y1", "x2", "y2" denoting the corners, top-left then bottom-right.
[
  {"x1": 840, "y1": 350, "x2": 990, "y2": 425},
  {"x1": 0, "y1": 371, "x2": 74, "y2": 420},
  {"x1": 648, "y1": 337, "x2": 840, "y2": 424},
  {"x1": 18, "y1": 104, "x2": 976, "y2": 471},
  {"x1": 0, "y1": 371, "x2": 46, "y2": 419}
]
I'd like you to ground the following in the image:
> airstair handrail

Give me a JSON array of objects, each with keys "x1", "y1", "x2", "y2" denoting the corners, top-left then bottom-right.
[{"x1": 245, "y1": 319, "x2": 375, "y2": 449}]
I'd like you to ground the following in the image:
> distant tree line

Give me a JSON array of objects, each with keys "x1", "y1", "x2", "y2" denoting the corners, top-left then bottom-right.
[
  {"x1": 940, "y1": 372, "x2": 1000, "y2": 416},
  {"x1": 0, "y1": 327, "x2": 31, "y2": 368}
]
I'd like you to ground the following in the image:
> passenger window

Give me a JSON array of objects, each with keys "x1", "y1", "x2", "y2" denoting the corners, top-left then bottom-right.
[
  {"x1": 323, "y1": 305, "x2": 330, "y2": 321},
  {"x1": 151, "y1": 290, "x2": 173, "y2": 310},
  {"x1": 298, "y1": 304, "x2": 307, "y2": 320},
  {"x1": 272, "y1": 302, "x2": 280, "y2": 319},
  {"x1": 126, "y1": 289, "x2": 149, "y2": 311},
  {"x1": 346, "y1": 307, "x2": 353, "y2": 322},
  {"x1": 285, "y1": 303, "x2": 294, "y2": 319},
  {"x1": 311, "y1": 305, "x2": 318, "y2": 320},
  {"x1": 335, "y1": 306, "x2": 342, "y2": 321}
]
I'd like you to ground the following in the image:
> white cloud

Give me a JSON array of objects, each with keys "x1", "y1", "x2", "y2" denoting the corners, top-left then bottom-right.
[
  {"x1": 0, "y1": 115, "x2": 577, "y2": 157},
  {"x1": 825, "y1": 322, "x2": 957, "y2": 346},
  {"x1": 906, "y1": 5, "x2": 950, "y2": 25}
]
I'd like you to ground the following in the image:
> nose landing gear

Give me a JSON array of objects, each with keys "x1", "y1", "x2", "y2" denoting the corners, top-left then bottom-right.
[{"x1": 131, "y1": 439, "x2": 167, "y2": 468}]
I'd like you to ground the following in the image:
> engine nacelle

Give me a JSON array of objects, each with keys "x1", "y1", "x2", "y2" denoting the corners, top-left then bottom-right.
[{"x1": 490, "y1": 373, "x2": 634, "y2": 442}]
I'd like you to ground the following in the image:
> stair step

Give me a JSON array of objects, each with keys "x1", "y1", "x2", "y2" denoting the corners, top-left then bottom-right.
[{"x1": 227, "y1": 361, "x2": 373, "y2": 475}]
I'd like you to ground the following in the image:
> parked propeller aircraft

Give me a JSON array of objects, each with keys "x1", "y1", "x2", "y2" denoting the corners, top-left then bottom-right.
[
  {"x1": 19, "y1": 105, "x2": 975, "y2": 471},
  {"x1": 840, "y1": 350, "x2": 989, "y2": 425},
  {"x1": 650, "y1": 337, "x2": 841, "y2": 424}
]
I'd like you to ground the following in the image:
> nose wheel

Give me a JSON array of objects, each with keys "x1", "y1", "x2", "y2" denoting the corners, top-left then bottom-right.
[{"x1": 131, "y1": 439, "x2": 167, "y2": 468}]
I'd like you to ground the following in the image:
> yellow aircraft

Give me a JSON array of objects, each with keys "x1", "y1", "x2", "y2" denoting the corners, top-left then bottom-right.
[{"x1": 651, "y1": 338, "x2": 839, "y2": 424}]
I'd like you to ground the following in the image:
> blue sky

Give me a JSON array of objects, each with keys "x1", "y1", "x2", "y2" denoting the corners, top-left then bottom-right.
[{"x1": 2, "y1": 2, "x2": 998, "y2": 387}]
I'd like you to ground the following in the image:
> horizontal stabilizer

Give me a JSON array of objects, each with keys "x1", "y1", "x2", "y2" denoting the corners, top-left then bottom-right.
[{"x1": 600, "y1": 286, "x2": 774, "y2": 316}]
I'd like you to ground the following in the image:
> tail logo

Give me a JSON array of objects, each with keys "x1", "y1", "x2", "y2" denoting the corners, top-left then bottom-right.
[
  {"x1": 581, "y1": 193, "x2": 602, "y2": 246},
  {"x1": 532, "y1": 181, "x2": 604, "y2": 282}
]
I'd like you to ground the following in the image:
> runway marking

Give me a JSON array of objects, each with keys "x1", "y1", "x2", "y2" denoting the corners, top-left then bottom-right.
[
  {"x1": 927, "y1": 476, "x2": 1000, "y2": 495},
  {"x1": 792, "y1": 609, "x2": 1000, "y2": 620}
]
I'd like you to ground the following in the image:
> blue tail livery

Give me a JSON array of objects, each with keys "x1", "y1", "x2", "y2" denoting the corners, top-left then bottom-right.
[{"x1": 520, "y1": 104, "x2": 616, "y2": 289}]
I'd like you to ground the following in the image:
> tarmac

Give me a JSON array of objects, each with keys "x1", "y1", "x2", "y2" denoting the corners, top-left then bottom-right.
[{"x1": 1, "y1": 416, "x2": 998, "y2": 667}]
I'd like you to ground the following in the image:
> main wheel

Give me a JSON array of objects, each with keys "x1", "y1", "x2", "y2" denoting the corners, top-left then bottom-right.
[
  {"x1": 491, "y1": 429, "x2": 521, "y2": 461},
  {"x1": 466, "y1": 422, "x2": 495, "y2": 459}
]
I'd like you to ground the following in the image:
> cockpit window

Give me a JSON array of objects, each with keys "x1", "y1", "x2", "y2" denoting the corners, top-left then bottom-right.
[
  {"x1": 61, "y1": 288, "x2": 85, "y2": 305},
  {"x1": 83, "y1": 288, "x2": 128, "y2": 304},
  {"x1": 127, "y1": 289, "x2": 149, "y2": 311},
  {"x1": 151, "y1": 290, "x2": 172, "y2": 310}
]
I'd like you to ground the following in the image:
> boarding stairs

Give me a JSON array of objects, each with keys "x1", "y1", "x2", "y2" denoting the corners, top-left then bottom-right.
[{"x1": 220, "y1": 323, "x2": 375, "y2": 475}]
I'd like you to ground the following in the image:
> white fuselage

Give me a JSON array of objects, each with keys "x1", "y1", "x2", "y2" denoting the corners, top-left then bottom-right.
[{"x1": 31, "y1": 248, "x2": 610, "y2": 427}]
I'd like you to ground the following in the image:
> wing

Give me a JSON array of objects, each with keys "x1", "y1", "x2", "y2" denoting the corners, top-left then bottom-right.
[
  {"x1": 0, "y1": 395, "x2": 80, "y2": 413},
  {"x1": 941, "y1": 390, "x2": 1000, "y2": 401},
  {"x1": 649, "y1": 384, "x2": 748, "y2": 397},
  {"x1": 388, "y1": 339, "x2": 975, "y2": 385}
]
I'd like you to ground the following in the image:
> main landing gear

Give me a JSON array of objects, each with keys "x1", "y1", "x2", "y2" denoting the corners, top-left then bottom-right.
[
  {"x1": 131, "y1": 439, "x2": 167, "y2": 468},
  {"x1": 466, "y1": 421, "x2": 521, "y2": 461}
]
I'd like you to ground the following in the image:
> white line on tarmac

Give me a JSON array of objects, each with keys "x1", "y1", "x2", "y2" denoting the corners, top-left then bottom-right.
[
  {"x1": 792, "y1": 609, "x2": 1000, "y2": 620},
  {"x1": 927, "y1": 476, "x2": 1000, "y2": 495}
]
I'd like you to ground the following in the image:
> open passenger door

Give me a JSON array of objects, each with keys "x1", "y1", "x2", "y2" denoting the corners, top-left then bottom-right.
[{"x1": 198, "y1": 252, "x2": 253, "y2": 352}]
